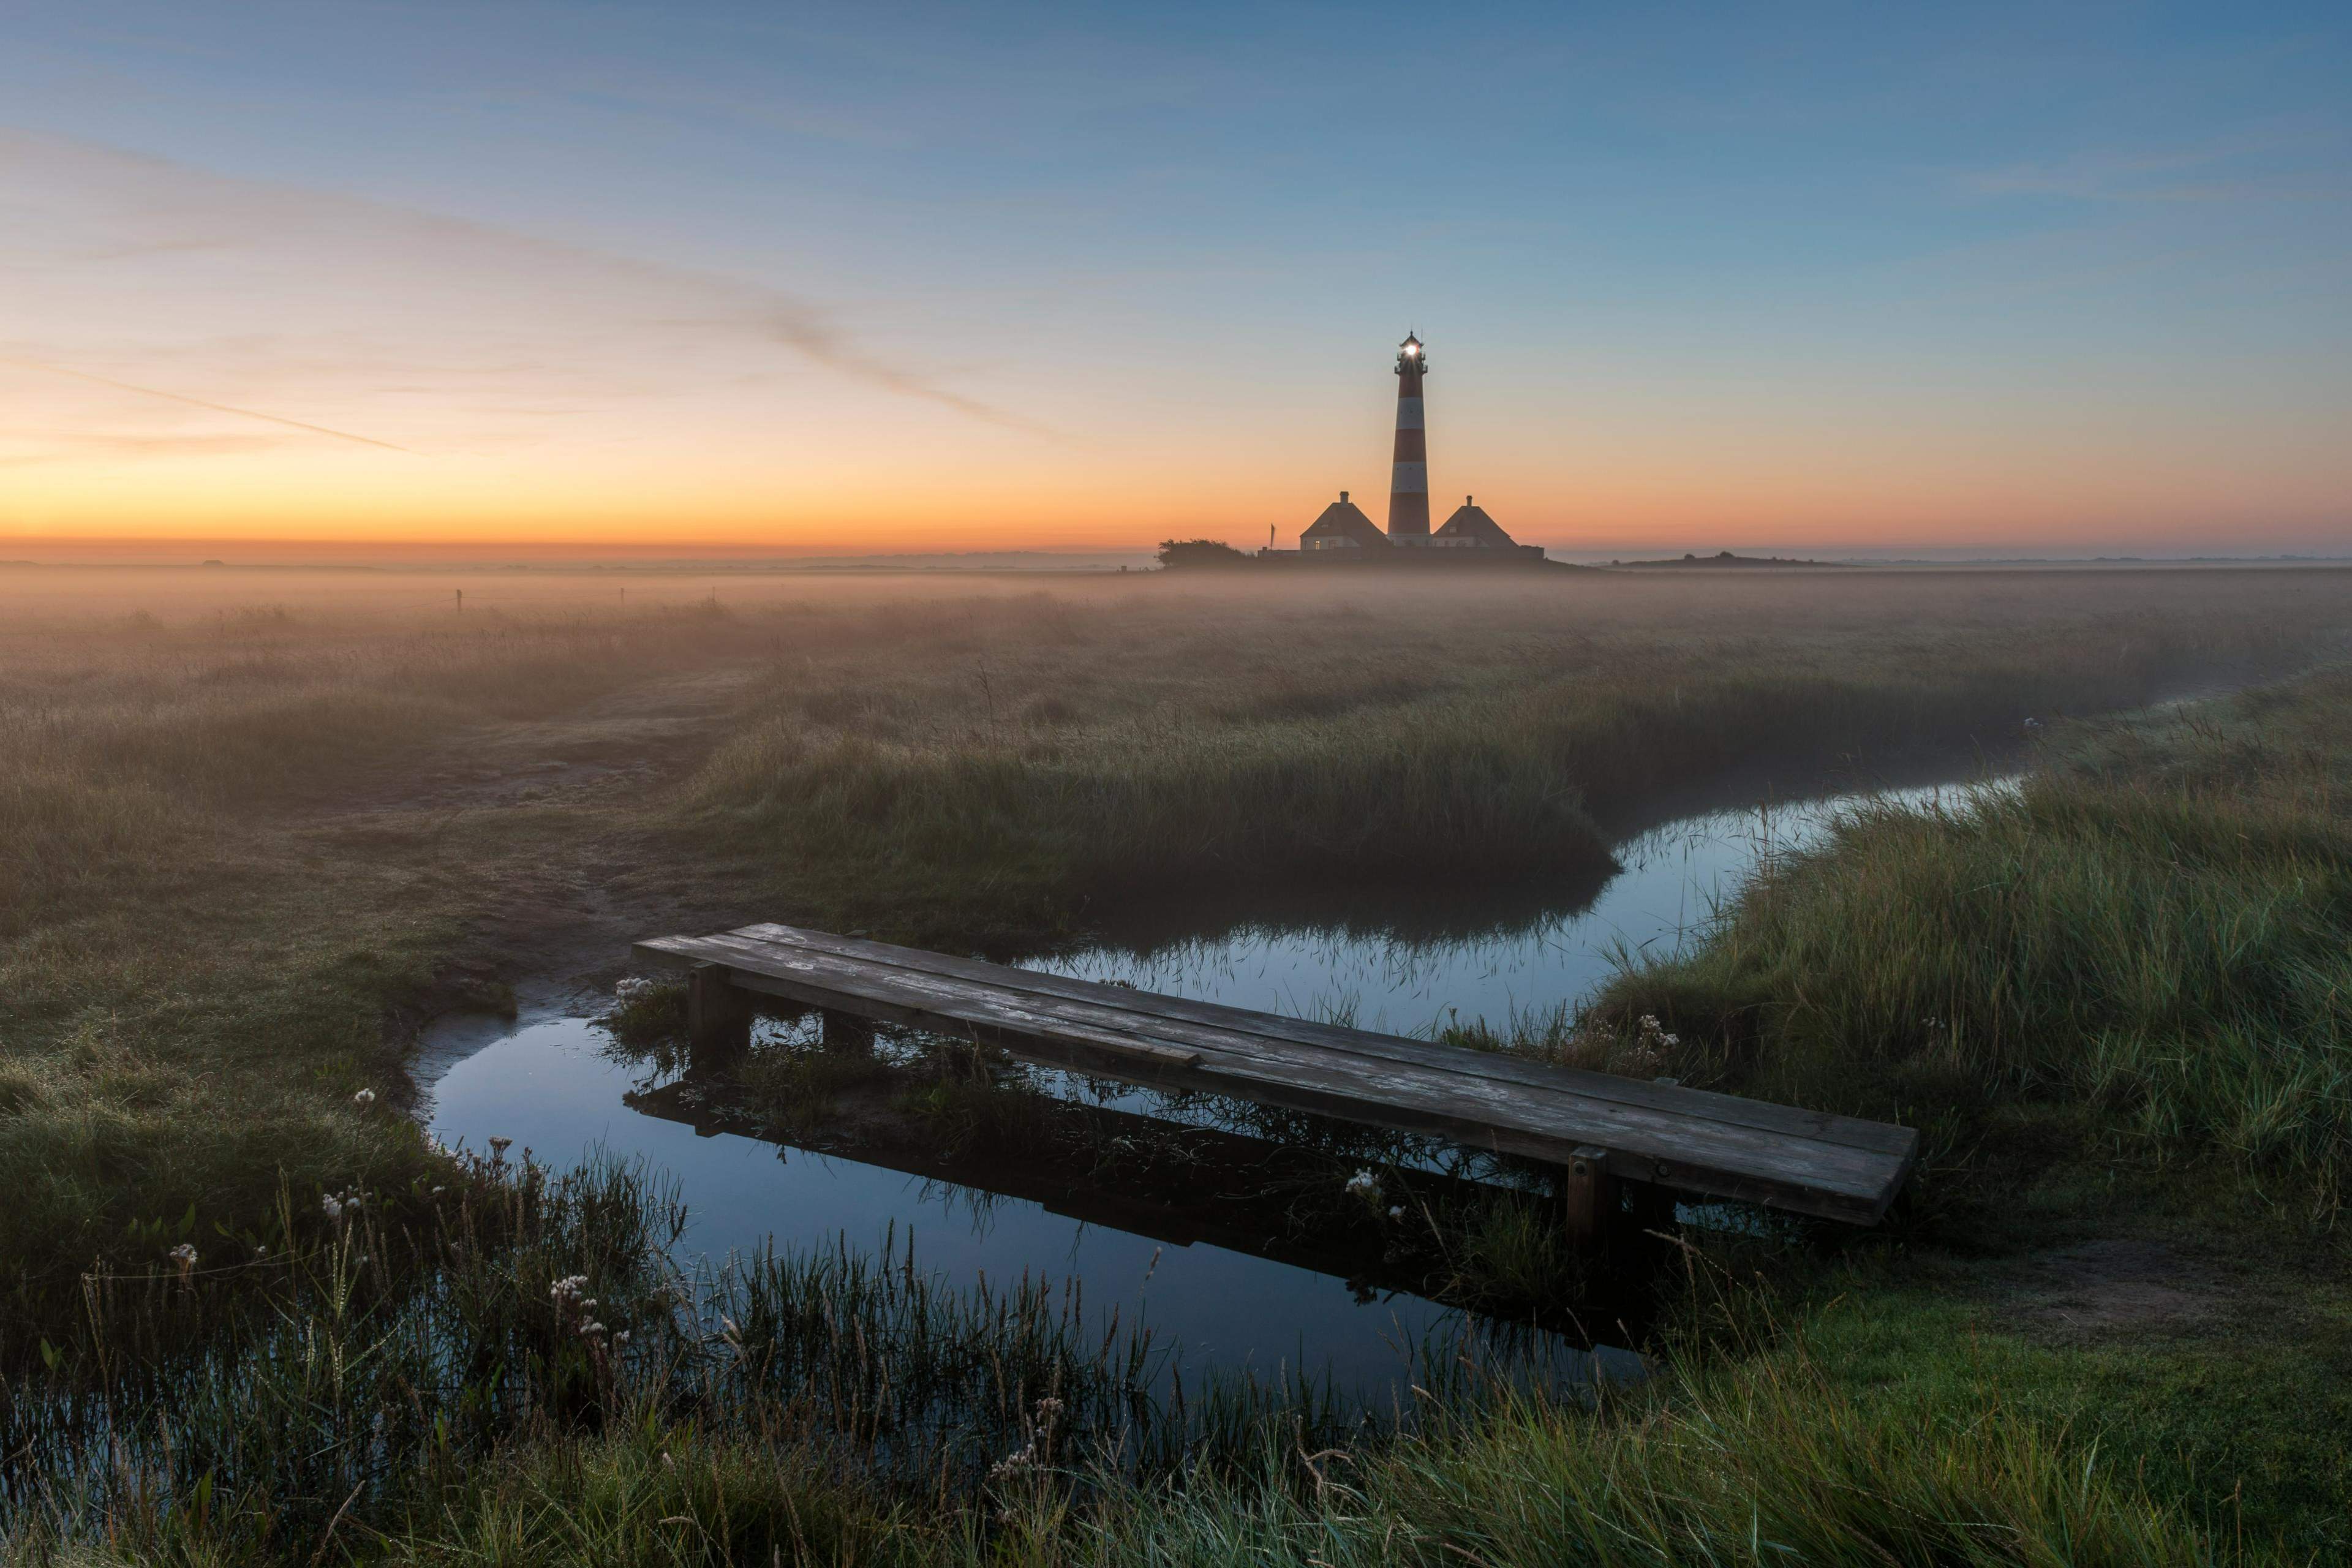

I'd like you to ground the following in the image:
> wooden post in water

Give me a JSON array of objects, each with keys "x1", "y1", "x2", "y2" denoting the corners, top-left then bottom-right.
[
  {"x1": 687, "y1": 962, "x2": 751, "y2": 1068},
  {"x1": 1561, "y1": 1144, "x2": 1615, "y2": 1249}
]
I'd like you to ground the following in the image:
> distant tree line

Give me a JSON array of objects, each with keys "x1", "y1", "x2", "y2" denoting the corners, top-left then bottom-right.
[{"x1": 1156, "y1": 539, "x2": 1253, "y2": 569}]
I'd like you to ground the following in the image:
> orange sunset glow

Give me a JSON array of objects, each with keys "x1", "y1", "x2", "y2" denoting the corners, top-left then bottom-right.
[{"x1": 4, "y1": 8, "x2": 2347, "y2": 561}]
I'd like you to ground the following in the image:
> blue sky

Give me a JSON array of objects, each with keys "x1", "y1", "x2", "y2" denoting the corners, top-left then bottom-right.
[{"x1": 3, "y1": 2, "x2": 2346, "y2": 554}]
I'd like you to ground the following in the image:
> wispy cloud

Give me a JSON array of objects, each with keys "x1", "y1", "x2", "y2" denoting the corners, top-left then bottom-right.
[
  {"x1": 1, "y1": 354, "x2": 415, "y2": 451},
  {"x1": 0, "y1": 130, "x2": 1058, "y2": 458}
]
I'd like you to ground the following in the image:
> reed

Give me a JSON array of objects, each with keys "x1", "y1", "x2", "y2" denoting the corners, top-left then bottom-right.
[
  {"x1": 1590, "y1": 668, "x2": 2352, "y2": 1213},
  {"x1": 2, "y1": 1151, "x2": 2225, "y2": 1567}
]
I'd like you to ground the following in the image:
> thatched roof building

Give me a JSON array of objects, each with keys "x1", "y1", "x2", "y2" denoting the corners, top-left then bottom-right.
[
  {"x1": 1300, "y1": 492, "x2": 1390, "y2": 551},
  {"x1": 1431, "y1": 496, "x2": 1520, "y2": 549}
]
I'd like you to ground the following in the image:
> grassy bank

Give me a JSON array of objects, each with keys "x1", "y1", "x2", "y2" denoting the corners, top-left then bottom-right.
[
  {"x1": 1589, "y1": 665, "x2": 2352, "y2": 1212},
  {"x1": 677, "y1": 570, "x2": 2350, "y2": 943},
  {"x1": 2, "y1": 1155, "x2": 2228, "y2": 1568},
  {"x1": 1569, "y1": 666, "x2": 2352, "y2": 1553}
]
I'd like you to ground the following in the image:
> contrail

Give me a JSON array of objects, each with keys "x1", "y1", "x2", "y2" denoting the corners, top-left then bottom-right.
[
  {"x1": 0, "y1": 355, "x2": 415, "y2": 453},
  {"x1": 763, "y1": 315, "x2": 1068, "y2": 441}
]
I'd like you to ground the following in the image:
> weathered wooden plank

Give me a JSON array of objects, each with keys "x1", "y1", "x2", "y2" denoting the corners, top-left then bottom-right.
[
  {"x1": 657, "y1": 929, "x2": 1907, "y2": 1199},
  {"x1": 639, "y1": 930, "x2": 1905, "y2": 1219},
  {"x1": 632, "y1": 928, "x2": 1917, "y2": 1224},
  {"x1": 734, "y1": 922, "x2": 1915, "y2": 1160}
]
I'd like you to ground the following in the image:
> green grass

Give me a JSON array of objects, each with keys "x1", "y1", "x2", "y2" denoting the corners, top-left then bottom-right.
[
  {"x1": 1570, "y1": 666, "x2": 2352, "y2": 1555},
  {"x1": 1591, "y1": 668, "x2": 2352, "y2": 1211},
  {"x1": 0, "y1": 1159, "x2": 2236, "y2": 1567},
  {"x1": 1796, "y1": 1264, "x2": 2352, "y2": 1558},
  {"x1": 10, "y1": 569, "x2": 2352, "y2": 1562},
  {"x1": 678, "y1": 578, "x2": 2339, "y2": 943}
]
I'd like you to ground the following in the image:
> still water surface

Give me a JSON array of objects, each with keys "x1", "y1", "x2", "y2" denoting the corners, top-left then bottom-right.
[{"x1": 422, "y1": 780, "x2": 1988, "y2": 1397}]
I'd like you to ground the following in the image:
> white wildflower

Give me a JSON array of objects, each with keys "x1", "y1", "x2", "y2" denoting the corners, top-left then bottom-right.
[
  {"x1": 989, "y1": 1443, "x2": 1039, "y2": 1484},
  {"x1": 616, "y1": 977, "x2": 656, "y2": 1003},
  {"x1": 1387, "y1": 1205, "x2": 1405, "y2": 1221},
  {"x1": 320, "y1": 1194, "x2": 344, "y2": 1223},
  {"x1": 351, "y1": 1088, "x2": 375, "y2": 1108}
]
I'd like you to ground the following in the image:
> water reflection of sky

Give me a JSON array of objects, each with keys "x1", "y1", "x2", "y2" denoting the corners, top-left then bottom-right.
[
  {"x1": 1036, "y1": 781, "x2": 1992, "y2": 1035},
  {"x1": 423, "y1": 779, "x2": 1998, "y2": 1400}
]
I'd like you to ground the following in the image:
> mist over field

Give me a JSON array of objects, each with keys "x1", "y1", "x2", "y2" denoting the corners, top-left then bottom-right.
[{"x1": 8, "y1": 1, "x2": 2352, "y2": 1559}]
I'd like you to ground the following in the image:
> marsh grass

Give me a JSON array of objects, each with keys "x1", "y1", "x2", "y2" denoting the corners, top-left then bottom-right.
[
  {"x1": 10, "y1": 568, "x2": 2352, "y2": 1561},
  {"x1": 1097, "y1": 1349, "x2": 2213, "y2": 1568},
  {"x1": 1594, "y1": 671, "x2": 2352, "y2": 1219},
  {"x1": 604, "y1": 983, "x2": 690, "y2": 1056},
  {"x1": 1, "y1": 1150, "x2": 674, "y2": 1553},
  {"x1": 1, "y1": 1153, "x2": 2226, "y2": 1567},
  {"x1": 652, "y1": 570, "x2": 2351, "y2": 943},
  {"x1": 2, "y1": 1156, "x2": 1474, "y2": 1566}
]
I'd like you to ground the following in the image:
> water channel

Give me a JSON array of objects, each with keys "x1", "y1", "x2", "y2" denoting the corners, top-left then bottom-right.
[{"x1": 419, "y1": 776, "x2": 1997, "y2": 1400}]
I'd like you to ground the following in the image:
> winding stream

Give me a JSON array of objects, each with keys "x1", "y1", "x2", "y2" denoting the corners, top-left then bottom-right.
[{"x1": 419, "y1": 777, "x2": 1996, "y2": 1398}]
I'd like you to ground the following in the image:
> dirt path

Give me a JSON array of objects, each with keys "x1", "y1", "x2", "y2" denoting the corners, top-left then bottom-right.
[
  {"x1": 347, "y1": 665, "x2": 767, "y2": 815},
  {"x1": 312, "y1": 665, "x2": 788, "y2": 1095}
]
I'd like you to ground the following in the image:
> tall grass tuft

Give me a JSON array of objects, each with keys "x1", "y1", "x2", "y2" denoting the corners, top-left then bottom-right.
[
  {"x1": 1093, "y1": 1346, "x2": 2211, "y2": 1567},
  {"x1": 1596, "y1": 670, "x2": 2352, "y2": 1211}
]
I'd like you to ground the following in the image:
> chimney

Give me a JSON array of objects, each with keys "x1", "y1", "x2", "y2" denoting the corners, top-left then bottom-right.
[
  {"x1": 1387, "y1": 333, "x2": 1430, "y2": 541},
  {"x1": 1340, "y1": 490, "x2": 1349, "y2": 502}
]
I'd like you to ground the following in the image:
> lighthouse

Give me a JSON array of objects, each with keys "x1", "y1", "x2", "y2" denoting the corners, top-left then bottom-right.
[{"x1": 1387, "y1": 331, "x2": 1431, "y2": 543}]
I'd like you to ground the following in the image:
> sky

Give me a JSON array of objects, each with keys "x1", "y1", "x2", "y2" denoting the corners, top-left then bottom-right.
[{"x1": 2, "y1": 2, "x2": 2348, "y2": 559}]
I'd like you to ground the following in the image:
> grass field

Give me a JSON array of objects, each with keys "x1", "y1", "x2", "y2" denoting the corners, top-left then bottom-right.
[
  {"x1": 1580, "y1": 665, "x2": 2352, "y2": 1555},
  {"x1": 6, "y1": 562, "x2": 2352, "y2": 1562}
]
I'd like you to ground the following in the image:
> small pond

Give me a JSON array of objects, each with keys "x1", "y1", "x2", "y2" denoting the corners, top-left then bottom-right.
[{"x1": 420, "y1": 777, "x2": 1995, "y2": 1403}]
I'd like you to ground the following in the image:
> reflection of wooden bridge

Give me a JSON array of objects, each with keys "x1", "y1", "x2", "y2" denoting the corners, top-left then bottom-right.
[
  {"x1": 633, "y1": 923, "x2": 1917, "y2": 1241},
  {"x1": 620, "y1": 1079, "x2": 1561, "y2": 1316}
]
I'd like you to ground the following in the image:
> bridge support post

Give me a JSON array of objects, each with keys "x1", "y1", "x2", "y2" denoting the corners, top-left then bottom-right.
[
  {"x1": 1561, "y1": 1145, "x2": 1616, "y2": 1250},
  {"x1": 687, "y1": 962, "x2": 751, "y2": 1068}
]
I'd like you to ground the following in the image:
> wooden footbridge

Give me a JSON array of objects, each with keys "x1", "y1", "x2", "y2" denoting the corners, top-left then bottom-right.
[{"x1": 633, "y1": 922, "x2": 1917, "y2": 1241}]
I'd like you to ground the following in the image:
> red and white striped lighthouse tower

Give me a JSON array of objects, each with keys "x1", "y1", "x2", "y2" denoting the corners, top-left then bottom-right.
[{"x1": 1387, "y1": 331, "x2": 1430, "y2": 543}]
